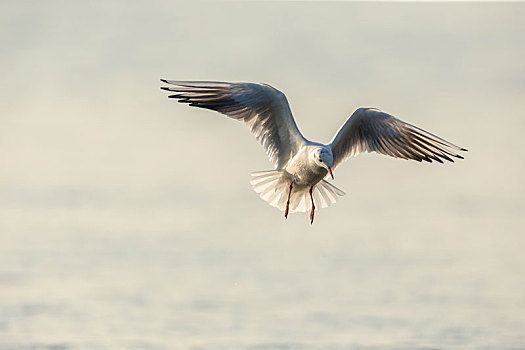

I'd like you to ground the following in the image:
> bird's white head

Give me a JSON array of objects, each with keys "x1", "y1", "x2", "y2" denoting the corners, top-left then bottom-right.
[{"x1": 313, "y1": 147, "x2": 334, "y2": 179}]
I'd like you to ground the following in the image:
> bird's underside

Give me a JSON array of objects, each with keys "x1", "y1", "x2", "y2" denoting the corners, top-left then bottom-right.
[
  {"x1": 250, "y1": 169, "x2": 345, "y2": 223},
  {"x1": 161, "y1": 79, "x2": 467, "y2": 223}
]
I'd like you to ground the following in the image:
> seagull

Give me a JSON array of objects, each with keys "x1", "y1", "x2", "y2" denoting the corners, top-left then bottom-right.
[{"x1": 161, "y1": 80, "x2": 467, "y2": 223}]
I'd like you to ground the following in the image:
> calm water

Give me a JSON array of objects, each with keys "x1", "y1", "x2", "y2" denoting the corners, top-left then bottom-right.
[{"x1": 2, "y1": 204, "x2": 525, "y2": 349}]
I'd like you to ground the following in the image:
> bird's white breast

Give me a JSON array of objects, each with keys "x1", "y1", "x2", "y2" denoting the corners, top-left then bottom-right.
[{"x1": 284, "y1": 146, "x2": 328, "y2": 186}]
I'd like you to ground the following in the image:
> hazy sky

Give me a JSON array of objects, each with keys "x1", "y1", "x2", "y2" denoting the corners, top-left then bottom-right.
[{"x1": 2, "y1": 1, "x2": 524, "y2": 234}]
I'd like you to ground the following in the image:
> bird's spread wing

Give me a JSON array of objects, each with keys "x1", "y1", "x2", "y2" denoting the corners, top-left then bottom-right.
[
  {"x1": 161, "y1": 80, "x2": 306, "y2": 169},
  {"x1": 330, "y1": 108, "x2": 467, "y2": 168}
]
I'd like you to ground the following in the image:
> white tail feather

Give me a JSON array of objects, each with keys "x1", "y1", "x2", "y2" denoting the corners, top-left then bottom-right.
[{"x1": 250, "y1": 170, "x2": 345, "y2": 214}]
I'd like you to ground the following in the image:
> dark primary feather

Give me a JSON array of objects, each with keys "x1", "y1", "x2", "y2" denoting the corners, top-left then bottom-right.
[
  {"x1": 330, "y1": 108, "x2": 467, "y2": 168},
  {"x1": 161, "y1": 80, "x2": 305, "y2": 169}
]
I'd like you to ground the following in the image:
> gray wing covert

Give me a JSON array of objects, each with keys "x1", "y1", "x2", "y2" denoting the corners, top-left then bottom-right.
[
  {"x1": 161, "y1": 80, "x2": 305, "y2": 169},
  {"x1": 330, "y1": 108, "x2": 467, "y2": 168}
]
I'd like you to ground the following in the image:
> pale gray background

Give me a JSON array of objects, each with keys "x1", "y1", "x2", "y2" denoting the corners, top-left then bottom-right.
[{"x1": 1, "y1": 1, "x2": 524, "y2": 349}]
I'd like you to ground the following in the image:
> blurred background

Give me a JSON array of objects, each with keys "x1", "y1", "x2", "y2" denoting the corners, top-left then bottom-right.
[{"x1": 1, "y1": 1, "x2": 524, "y2": 349}]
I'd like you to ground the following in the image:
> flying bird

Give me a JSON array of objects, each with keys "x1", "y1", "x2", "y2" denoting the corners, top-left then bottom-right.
[{"x1": 161, "y1": 80, "x2": 467, "y2": 223}]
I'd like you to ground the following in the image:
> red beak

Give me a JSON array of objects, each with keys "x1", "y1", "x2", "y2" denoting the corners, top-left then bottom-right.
[{"x1": 327, "y1": 166, "x2": 334, "y2": 180}]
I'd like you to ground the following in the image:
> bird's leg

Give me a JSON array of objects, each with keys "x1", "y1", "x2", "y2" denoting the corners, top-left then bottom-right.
[
  {"x1": 284, "y1": 181, "x2": 293, "y2": 219},
  {"x1": 309, "y1": 186, "x2": 315, "y2": 224}
]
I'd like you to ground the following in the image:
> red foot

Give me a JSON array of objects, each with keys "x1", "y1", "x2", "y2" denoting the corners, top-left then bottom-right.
[
  {"x1": 309, "y1": 186, "x2": 315, "y2": 224},
  {"x1": 284, "y1": 182, "x2": 293, "y2": 219}
]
